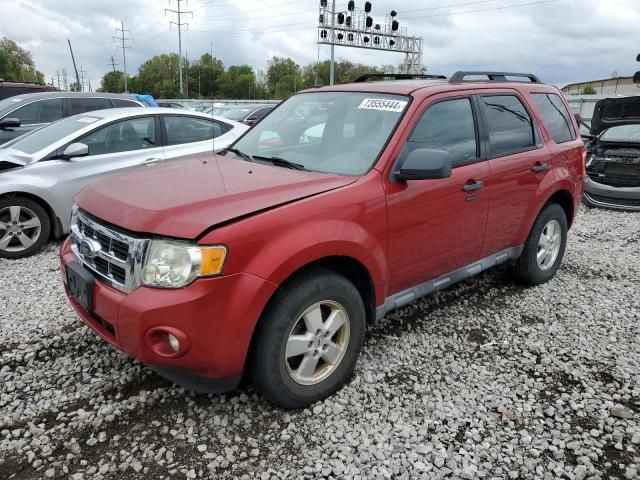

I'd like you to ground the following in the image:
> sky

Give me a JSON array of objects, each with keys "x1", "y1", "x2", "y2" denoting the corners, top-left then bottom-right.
[{"x1": 2, "y1": 0, "x2": 640, "y2": 91}]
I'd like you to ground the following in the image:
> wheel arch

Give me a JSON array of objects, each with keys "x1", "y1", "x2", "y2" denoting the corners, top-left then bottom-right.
[
  {"x1": 0, "y1": 191, "x2": 62, "y2": 239},
  {"x1": 545, "y1": 189, "x2": 575, "y2": 228}
]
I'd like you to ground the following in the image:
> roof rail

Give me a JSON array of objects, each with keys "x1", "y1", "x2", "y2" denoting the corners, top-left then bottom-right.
[
  {"x1": 354, "y1": 73, "x2": 447, "y2": 83},
  {"x1": 450, "y1": 71, "x2": 541, "y2": 84}
]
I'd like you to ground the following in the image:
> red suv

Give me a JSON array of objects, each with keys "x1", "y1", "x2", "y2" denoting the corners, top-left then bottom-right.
[{"x1": 60, "y1": 71, "x2": 585, "y2": 408}]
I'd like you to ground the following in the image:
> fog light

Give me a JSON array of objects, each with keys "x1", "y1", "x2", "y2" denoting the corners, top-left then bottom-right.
[{"x1": 167, "y1": 333, "x2": 180, "y2": 352}]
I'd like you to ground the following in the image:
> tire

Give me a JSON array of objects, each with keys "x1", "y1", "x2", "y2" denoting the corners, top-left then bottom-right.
[
  {"x1": 0, "y1": 197, "x2": 51, "y2": 259},
  {"x1": 249, "y1": 267, "x2": 366, "y2": 409},
  {"x1": 512, "y1": 203, "x2": 567, "y2": 286}
]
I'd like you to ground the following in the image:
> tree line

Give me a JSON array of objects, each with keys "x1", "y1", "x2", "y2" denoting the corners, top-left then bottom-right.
[
  {"x1": 0, "y1": 37, "x2": 45, "y2": 84},
  {"x1": 99, "y1": 54, "x2": 407, "y2": 100}
]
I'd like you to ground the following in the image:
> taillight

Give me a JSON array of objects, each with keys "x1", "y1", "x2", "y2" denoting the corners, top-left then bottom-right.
[{"x1": 581, "y1": 148, "x2": 587, "y2": 179}]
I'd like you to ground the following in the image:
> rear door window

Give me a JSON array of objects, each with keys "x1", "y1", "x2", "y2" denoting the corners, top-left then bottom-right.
[
  {"x1": 8, "y1": 98, "x2": 64, "y2": 125},
  {"x1": 164, "y1": 116, "x2": 223, "y2": 145},
  {"x1": 480, "y1": 95, "x2": 535, "y2": 157},
  {"x1": 407, "y1": 98, "x2": 478, "y2": 166},
  {"x1": 531, "y1": 93, "x2": 575, "y2": 143},
  {"x1": 70, "y1": 98, "x2": 113, "y2": 115}
]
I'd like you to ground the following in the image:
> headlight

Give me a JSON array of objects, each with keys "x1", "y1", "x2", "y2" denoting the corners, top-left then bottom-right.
[{"x1": 141, "y1": 240, "x2": 227, "y2": 288}]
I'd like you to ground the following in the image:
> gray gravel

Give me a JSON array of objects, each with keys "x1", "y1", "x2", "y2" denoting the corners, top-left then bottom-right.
[{"x1": 1, "y1": 206, "x2": 639, "y2": 479}]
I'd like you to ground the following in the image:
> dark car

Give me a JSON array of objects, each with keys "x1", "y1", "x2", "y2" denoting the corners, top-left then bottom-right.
[
  {"x1": 157, "y1": 101, "x2": 184, "y2": 109},
  {"x1": 583, "y1": 96, "x2": 640, "y2": 211},
  {"x1": 0, "y1": 80, "x2": 56, "y2": 100},
  {"x1": 0, "y1": 92, "x2": 156, "y2": 144},
  {"x1": 221, "y1": 104, "x2": 275, "y2": 126}
]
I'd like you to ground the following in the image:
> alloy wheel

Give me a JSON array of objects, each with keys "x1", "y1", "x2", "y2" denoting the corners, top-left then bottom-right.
[
  {"x1": 537, "y1": 219, "x2": 561, "y2": 271},
  {"x1": 284, "y1": 300, "x2": 351, "y2": 386},
  {"x1": 0, "y1": 206, "x2": 42, "y2": 253}
]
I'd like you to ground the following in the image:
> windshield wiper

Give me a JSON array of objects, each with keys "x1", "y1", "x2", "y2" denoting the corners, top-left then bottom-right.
[
  {"x1": 251, "y1": 155, "x2": 307, "y2": 170},
  {"x1": 224, "y1": 147, "x2": 254, "y2": 163}
]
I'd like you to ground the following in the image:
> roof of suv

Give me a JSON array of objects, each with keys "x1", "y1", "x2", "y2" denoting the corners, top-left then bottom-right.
[{"x1": 305, "y1": 72, "x2": 557, "y2": 96}]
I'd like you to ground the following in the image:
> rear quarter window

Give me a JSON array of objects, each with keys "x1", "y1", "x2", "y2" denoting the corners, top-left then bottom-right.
[{"x1": 531, "y1": 93, "x2": 575, "y2": 144}]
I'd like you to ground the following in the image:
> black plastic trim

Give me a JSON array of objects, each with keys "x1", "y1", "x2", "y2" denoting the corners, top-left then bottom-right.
[
  {"x1": 150, "y1": 366, "x2": 242, "y2": 394},
  {"x1": 354, "y1": 73, "x2": 447, "y2": 82},
  {"x1": 375, "y1": 246, "x2": 523, "y2": 321},
  {"x1": 451, "y1": 71, "x2": 541, "y2": 84}
]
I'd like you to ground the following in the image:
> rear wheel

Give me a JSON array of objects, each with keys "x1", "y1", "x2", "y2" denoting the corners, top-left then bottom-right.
[
  {"x1": 0, "y1": 197, "x2": 50, "y2": 259},
  {"x1": 249, "y1": 268, "x2": 366, "y2": 409},
  {"x1": 512, "y1": 203, "x2": 567, "y2": 285}
]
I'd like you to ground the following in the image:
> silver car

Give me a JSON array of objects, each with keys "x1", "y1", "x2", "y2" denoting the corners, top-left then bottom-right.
[{"x1": 0, "y1": 108, "x2": 248, "y2": 258}]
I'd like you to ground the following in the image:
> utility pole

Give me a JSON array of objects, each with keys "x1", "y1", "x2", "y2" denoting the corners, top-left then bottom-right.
[
  {"x1": 113, "y1": 21, "x2": 132, "y2": 92},
  {"x1": 78, "y1": 65, "x2": 88, "y2": 92},
  {"x1": 56, "y1": 70, "x2": 61, "y2": 90},
  {"x1": 67, "y1": 39, "x2": 81, "y2": 92},
  {"x1": 329, "y1": 0, "x2": 336, "y2": 85},
  {"x1": 109, "y1": 56, "x2": 119, "y2": 73},
  {"x1": 166, "y1": 0, "x2": 193, "y2": 96}
]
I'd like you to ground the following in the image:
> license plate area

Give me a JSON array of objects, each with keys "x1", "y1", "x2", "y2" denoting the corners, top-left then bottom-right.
[{"x1": 66, "y1": 261, "x2": 95, "y2": 312}]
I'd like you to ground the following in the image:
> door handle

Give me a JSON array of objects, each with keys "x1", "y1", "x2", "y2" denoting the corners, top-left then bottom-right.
[
  {"x1": 531, "y1": 162, "x2": 550, "y2": 173},
  {"x1": 462, "y1": 180, "x2": 484, "y2": 192}
]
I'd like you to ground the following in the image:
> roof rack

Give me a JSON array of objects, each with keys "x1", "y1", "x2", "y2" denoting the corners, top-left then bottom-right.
[
  {"x1": 354, "y1": 73, "x2": 447, "y2": 83},
  {"x1": 450, "y1": 71, "x2": 541, "y2": 84}
]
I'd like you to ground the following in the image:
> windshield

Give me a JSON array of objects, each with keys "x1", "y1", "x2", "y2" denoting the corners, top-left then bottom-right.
[
  {"x1": 227, "y1": 92, "x2": 409, "y2": 175},
  {"x1": 2, "y1": 115, "x2": 101, "y2": 154},
  {"x1": 600, "y1": 124, "x2": 640, "y2": 142},
  {"x1": 0, "y1": 96, "x2": 27, "y2": 113}
]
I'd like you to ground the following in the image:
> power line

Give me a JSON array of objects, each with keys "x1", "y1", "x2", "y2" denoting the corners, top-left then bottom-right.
[
  {"x1": 113, "y1": 20, "x2": 132, "y2": 93},
  {"x1": 166, "y1": 0, "x2": 193, "y2": 96},
  {"x1": 409, "y1": 0, "x2": 558, "y2": 19}
]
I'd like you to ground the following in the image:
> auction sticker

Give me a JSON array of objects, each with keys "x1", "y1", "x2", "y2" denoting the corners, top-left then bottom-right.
[
  {"x1": 358, "y1": 98, "x2": 407, "y2": 112},
  {"x1": 76, "y1": 117, "x2": 98, "y2": 123}
]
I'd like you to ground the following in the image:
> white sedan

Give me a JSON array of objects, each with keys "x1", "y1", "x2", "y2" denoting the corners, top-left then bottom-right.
[{"x1": 0, "y1": 108, "x2": 248, "y2": 258}]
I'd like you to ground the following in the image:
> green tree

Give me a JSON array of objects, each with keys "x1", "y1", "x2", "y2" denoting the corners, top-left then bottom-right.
[
  {"x1": 186, "y1": 54, "x2": 225, "y2": 98},
  {"x1": 301, "y1": 60, "x2": 383, "y2": 88},
  {"x1": 98, "y1": 71, "x2": 125, "y2": 93},
  {"x1": 582, "y1": 85, "x2": 597, "y2": 95},
  {"x1": 0, "y1": 37, "x2": 45, "y2": 83},
  {"x1": 266, "y1": 57, "x2": 302, "y2": 98},
  {"x1": 136, "y1": 53, "x2": 181, "y2": 98}
]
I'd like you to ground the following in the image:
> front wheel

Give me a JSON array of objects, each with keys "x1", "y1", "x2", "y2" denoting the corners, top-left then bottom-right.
[
  {"x1": 249, "y1": 268, "x2": 366, "y2": 409},
  {"x1": 0, "y1": 197, "x2": 50, "y2": 259},
  {"x1": 512, "y1": 203, "x2": 567, "y2": 285}
]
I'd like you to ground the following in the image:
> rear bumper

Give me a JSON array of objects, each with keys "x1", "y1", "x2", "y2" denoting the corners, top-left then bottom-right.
[
  {"x1": 584, "y1": 177, "x2": 640, "y2": 211},
  {"x1": 60, "y1": 238, "x2": 278, "y2": 389}
]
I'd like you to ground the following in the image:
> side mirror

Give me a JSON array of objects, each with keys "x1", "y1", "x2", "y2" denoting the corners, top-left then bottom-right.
[
  {"x1": 62, "y1": 142, "x2": 89, "y2": 159},
  {"x1": 0, "y1": 117, "x2": 21, "y2": 129},
  {"x1": 394, "y1": 148, "x2": 452, "y2": 181}
]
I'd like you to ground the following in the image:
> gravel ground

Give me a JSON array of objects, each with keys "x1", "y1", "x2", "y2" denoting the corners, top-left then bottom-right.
[{"x1": 1, "y1": 206, "x2": 639, "y2": 480}]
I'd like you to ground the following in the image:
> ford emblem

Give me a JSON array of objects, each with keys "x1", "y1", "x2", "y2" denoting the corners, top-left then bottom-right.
[{"x1": 79, "y1": 238, "x2": 101, "y2": 259}]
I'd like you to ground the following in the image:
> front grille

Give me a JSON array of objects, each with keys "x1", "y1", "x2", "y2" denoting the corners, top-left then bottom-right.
[
  {"x1": 70, "y1": 210, "x2": 148, "y2": 293},
  {"x1": 77, "y1": 217, "x2": 130, "y2": 261},
  {"x1": 585, "y1": 193, "x2": 640, "y2": 209}
]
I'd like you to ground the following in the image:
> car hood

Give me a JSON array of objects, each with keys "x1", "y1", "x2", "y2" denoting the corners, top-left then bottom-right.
[
  {"x1": 0, "y1": 148, "x2": 36, "y2": 166},
  {"x1": 76, "y1": 154, "x2": 357, "y2": 239},
  {"x1": 591, "y1": 96, "x2": 640, "y2": 136}
]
